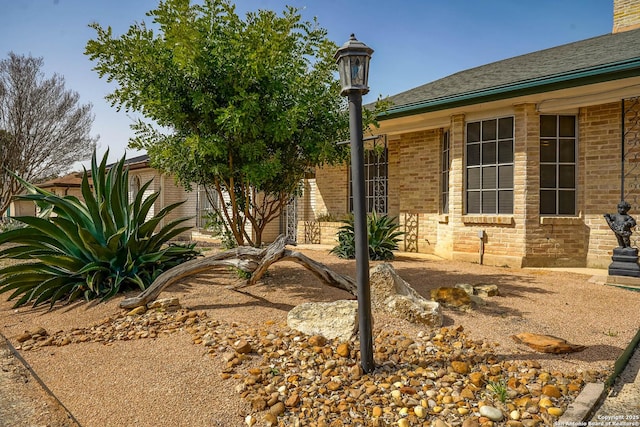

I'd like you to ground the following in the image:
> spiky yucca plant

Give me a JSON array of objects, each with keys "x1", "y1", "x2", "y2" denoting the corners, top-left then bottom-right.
[
  {"x1": 330, "y1": 211, "x2": 403, "y2": 261},
  {"x1": 0, "y1": 151, "x2": 199, "y2": 308}
]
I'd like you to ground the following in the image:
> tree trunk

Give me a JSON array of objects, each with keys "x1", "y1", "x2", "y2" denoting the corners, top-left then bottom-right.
[{"x1": 119, "y1": 235, "x2": 356, "y2": 309}]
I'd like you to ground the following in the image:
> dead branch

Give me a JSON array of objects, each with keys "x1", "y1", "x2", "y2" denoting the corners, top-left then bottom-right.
[{"x1": 119, "y1": 235, "x2": 356, "y2": 309}]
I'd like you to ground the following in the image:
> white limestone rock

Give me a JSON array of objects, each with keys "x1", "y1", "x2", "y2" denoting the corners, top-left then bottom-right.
[
  {"x1": 369, "y1": 263, "x2": 442, "y2": 327},
  {"x1": 287, "y1": 300, "x2": 359, "y2": 341}
]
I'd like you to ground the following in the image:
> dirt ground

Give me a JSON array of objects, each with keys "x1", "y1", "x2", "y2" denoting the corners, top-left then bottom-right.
[{"x1": 1, "y1": 247, "x2": 639, "y2": 426}]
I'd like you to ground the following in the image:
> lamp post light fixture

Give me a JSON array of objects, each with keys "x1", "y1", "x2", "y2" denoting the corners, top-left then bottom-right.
[{"x1": 334, "y1": 34, "x2": 375, "y2": 373}]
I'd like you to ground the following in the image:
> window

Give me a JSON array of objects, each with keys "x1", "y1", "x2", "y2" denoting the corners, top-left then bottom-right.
[
  {"x1": 349, "y1": 136, "x2": 388, "y2": 214},
  {"x1": 441, "y1": 130, "x2": 450, "y2": 214},
  {"x1": 196, "y1": 185, "x2": 222, "y2": 229},
  {"x1": 465, "y1": 117, "x2": 514, "y2": 214},
  {"x1": 130, "y1": 175, "x2": 141, "y2": 201},
  {"x1": 540, "y1": 115, "x2": 577, "y2": 215}
]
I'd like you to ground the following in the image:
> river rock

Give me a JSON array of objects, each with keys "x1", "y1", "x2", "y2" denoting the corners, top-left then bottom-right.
[
  {"x1": 287, "y1": 300, "x2": 358, "y2": 341},
  {"x1": 431, "y1": 287, "x2": 472, "y2": 310},
  {"x1": 479, "y1": 405, "x2": 504, "y2": 421},
  {"x1": 455, "y1": 283, "x2": 475, "y2": 295},
  {"x1": 474, "y1": 283, "x2": 499, "y2": 297},
  {"x1": 147, "y1": 297, "x2": 181, "y2": 310},
  {"x1": 462, "y1": 418, "x2": 480, "y2": 427},
  {"x1": 369, "y1": 263, "x2": 442, "y2": 327}
]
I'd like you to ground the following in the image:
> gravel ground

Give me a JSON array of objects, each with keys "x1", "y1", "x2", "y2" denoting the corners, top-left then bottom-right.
[
  {"x1": 1, "y1": 248, "x2": 639, "y2": 427},
  {"x1": 0, "y1": 334, "x2": 78, "y2": 427}
]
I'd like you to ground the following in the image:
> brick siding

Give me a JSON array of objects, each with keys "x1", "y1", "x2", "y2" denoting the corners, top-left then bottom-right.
[
  {"x1": 613, "y1": 0, "x2": 640, "y2": 33},
  {"x1": 309, "y1": 99, "x2": 633, "y2": 268}
]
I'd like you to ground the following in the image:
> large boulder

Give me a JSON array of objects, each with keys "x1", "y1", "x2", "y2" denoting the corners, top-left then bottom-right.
[
  {"x1": 370, "y1": 263, "x2": 442, "y2": 327},
  {"x1": 287, "y1": 300, "x2": 359, "y2": 341}
]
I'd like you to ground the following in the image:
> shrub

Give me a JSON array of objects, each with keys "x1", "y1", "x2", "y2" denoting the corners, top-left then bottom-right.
[
  {"x1": 330, "y1": 211, "x2": 403, "y2": 261},
  {"x1": 0, "y1": 151, "x2": 200, "y2": 308},
  {"x1": 202, "y1": 210, "x2": 237, "y2": 249}
]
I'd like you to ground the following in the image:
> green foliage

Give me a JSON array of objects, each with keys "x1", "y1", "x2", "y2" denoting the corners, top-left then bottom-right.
[
  {"x1": 202, "y1": 210, "x2": 237, "y2": 249},
  {"x1": 0, "y1": 151, "x2": 200, "y2": 308},
  {"x1": 85, "y1": 0, "x2": 387, "y2": 247},
  {"x1": 330, "y1": 212, "x2": 404, "y2": 261},
  {"x1": 486, "y1": 378, "x2": 509, "y2": 403}
]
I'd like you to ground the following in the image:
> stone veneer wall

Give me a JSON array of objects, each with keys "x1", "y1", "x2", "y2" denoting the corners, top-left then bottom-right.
[
  {"x1": 613, "y1": 0, "x2": 640, "y2": 33},
  {"x1": 307, "y1": 101, "x2": 629, "y2": 268},
  {"x1": 395, "y1": 130, "x2": 440, "y2": 254},
  {"x1": 314, "y1": 163, "x2": 349, "y2": 216},
  {"x1": 583, "y1": 102, "x2": 625, "y2": 267}
]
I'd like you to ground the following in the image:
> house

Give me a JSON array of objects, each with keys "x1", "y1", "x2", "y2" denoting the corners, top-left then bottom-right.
[
  {"x1": 118, "y1": 155, "x2": 285, "y2": 244},
  {"x1": 4, "y1": 172, "x2": 86, "y2": 219},
  {"x1": 299, "y1": 0, "x2": 640, "y2": 268},
  {"x1": 2, "y1": 153, "x2": 289, "y2": 244}
]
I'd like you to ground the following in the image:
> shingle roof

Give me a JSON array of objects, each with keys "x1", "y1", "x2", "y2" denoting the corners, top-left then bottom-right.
[
  {"x1": 39, "y1": 172, "x2": 84, "y2": 188},
  {"x1": 383, "y1": 28, "x2": 640, "y2": 115},
  {"x1": 121, "y1": 154, "x2": 149, "y2": 166}
]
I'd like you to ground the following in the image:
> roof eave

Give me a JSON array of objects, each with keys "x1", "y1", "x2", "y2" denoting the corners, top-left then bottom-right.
[{"x1": 378, "y1": 58, "x2": 640, "y2": 121}]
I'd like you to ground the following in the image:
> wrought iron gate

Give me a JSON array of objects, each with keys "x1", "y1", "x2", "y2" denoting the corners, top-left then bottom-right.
[
  {"x1": 349, "y1": 135, "x2": 388, "y2": 214},
  {"x1": 281, "y1": 197, "x2": 298, "y2": 243},
  {"x1": 622, "y1": 96, "x2": 640, "y2": 247}
]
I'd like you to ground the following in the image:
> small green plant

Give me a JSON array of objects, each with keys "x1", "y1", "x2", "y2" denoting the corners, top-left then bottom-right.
[
  {"x1": 330, "y1": 211, "x2": 404, "y2": 261},
  {"x1": 0, "y1": 151, "x2": 200, "y2": 308},
  {"x1": 203, "y1": 211, "x2": 237, "y2": 249},
  {"x1": 604, "y1": 329, "x2": 619, "y2": 337},
  {"x1": 486, "y1": 378, "x2": 508, "y2": 403},
  {"x1": 234, "y1": 267, "x2": 252, "y2": 280}
]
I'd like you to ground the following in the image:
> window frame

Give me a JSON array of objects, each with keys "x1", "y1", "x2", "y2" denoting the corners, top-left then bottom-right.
[
  {"x1": 465, "y1": 116, "x2": 515, "y2": 215},
  {"x1": 348, "y1": 136, "x2": 388, "y2": 215},
  {"x1": 441, "y1": 129, "x2": 450, "y2": 214},
  {"x1": 539, "y1": 114, "x2": 578, "y2": 216}
]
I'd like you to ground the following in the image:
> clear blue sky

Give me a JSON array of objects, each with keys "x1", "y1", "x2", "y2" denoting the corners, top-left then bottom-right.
[{"x1": 0, "y1": 0, "x2": 613, "y2": 169}]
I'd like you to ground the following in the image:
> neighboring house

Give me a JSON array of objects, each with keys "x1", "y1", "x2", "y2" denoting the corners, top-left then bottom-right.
[
  {"x1": 2, "y1": 153, "x2": 287, "y2": 244},
  {"x1": 4, "y1": 172, "x2": 86, "y2": 219},
  {"x1": 121, "y1": 155, "x2": 284, "y2": 243},
  {"x1": 120, "y1": 155, "x2": 198, "y2": 240},
  {"x1": 301, "y1": 0, "x2": 640, "y2": 268}
]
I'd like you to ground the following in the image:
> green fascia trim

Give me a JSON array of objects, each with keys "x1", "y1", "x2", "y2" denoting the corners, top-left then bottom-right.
[{"x1": 379, "y1": 59, "x2": 640, "y2": 121}]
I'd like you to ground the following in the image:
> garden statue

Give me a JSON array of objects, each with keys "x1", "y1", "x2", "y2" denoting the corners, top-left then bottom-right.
[
  {"x1": 604, "y1": 200, "x2": 637, "y2": 248},
  {"x1": 604, "y1": 200, "x2": 640, "y2": 277}
]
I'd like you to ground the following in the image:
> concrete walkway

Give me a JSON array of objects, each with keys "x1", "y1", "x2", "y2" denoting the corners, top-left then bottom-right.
[{"x1": 590, "y1": 343, "x2": 640, "y2": 423}]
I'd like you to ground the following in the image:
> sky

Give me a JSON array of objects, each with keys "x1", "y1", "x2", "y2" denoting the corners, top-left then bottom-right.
[{"x1": 0, "y1": 0, "x2": 614, "y2": 171}]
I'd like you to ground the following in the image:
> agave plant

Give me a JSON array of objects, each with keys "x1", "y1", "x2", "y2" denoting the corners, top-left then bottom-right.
[
  {"x1": 330, "y1": 211, "x2": 404, "y2": 261},
  {"x1": 0, "y1": 151, "x2": 199, "y2": 308}
]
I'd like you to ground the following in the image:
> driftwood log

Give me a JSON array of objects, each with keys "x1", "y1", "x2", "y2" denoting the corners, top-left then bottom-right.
[{"x1": 119, "y1": 235, "x2": 357, "y2": 309}]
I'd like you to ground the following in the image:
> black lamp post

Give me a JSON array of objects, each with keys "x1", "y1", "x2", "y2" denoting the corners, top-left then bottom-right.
[{"x1": 334, "y1": 34, "x2": 375, "y2": 373}]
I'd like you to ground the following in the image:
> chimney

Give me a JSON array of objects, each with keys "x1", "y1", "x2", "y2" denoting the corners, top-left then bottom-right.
[{"x1": 613, "y1": 0, "x2": 640, "y2": 33}]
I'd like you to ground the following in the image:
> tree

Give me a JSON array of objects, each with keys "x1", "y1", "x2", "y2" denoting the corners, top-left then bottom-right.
[
  {"x1": 0, "y1": 53, "x2": 97, "y2": 217},
  {"x1": 86, "y1": 0, "x2": 381, "y2": 247}
]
